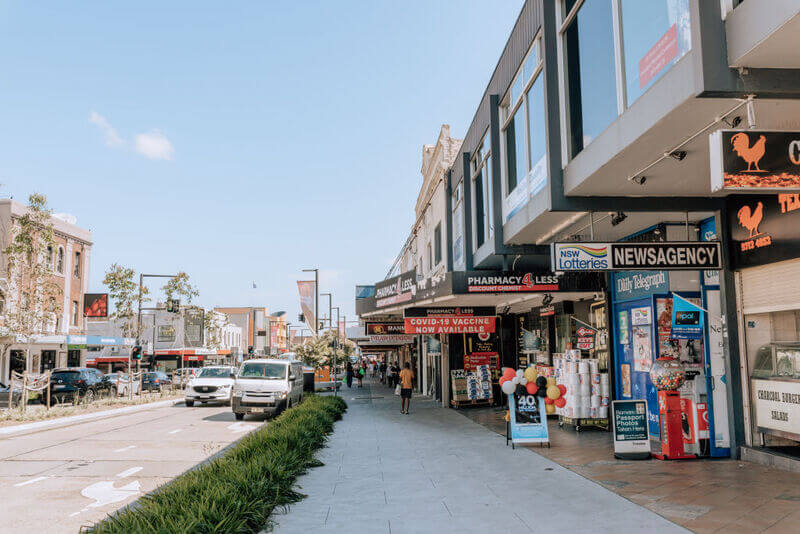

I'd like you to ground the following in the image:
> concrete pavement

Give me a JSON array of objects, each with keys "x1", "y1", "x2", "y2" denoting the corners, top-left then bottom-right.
[
  {"x1": 0, "y1": 402, "x2": 264, "y2": 533},
  {"x1": 272, "y1": 378, "x2": 686, "y2": 533}
]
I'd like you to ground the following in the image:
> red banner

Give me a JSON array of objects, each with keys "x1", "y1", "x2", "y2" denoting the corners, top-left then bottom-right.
[{"x1": 404, "y1": 316, "x2": 495, "y2": 334}]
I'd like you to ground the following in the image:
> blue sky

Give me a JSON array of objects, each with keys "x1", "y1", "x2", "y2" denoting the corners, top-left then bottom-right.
[{"x1": 0, "y1": 1, "x2": 523, "y2": 327}]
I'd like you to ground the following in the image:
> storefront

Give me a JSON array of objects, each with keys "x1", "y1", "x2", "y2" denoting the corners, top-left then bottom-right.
[
  {"x1": 85, "y1": 336, "x2": 135, "y2": 373},
  {"x1": 153, "y1": 348, "x2": 216, "y2": 372},
  {"x1": 729, "y1": 194, "x2": 800, "y2": 462}
]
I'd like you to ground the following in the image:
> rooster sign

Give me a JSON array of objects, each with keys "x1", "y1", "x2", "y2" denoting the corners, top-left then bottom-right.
[
  {"x1": 730, "y1": 132, "x2": 767, "y2": 172},
  {"x1": 737, "y1": 201, "x2": 764, "y2": 239}
]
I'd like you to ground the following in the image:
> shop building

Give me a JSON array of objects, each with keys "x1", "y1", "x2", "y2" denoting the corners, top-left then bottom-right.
[
  {"x1": 214, "y1": 306, "x2": 270, "y2": 355},
  {"x1": 357, "y1": 0, "x2": 800, "y2": 466}
]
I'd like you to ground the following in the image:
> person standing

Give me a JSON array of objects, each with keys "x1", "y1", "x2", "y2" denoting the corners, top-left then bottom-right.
[
  {"x1": 391, "y1": 362, "x2": 401, "y2": 388},
  {"x1": 356, "y1": 361, "x2": 365, "y2": 388},
  {"x1": 380, "y1": 360, "x2": 387, "y2": 384},
  {"x1": 399, "y1": 362, "x2": 414, "y2": 414},
  {"x1": 345, "y1": 361, "x2": 354, "y2": 389}
]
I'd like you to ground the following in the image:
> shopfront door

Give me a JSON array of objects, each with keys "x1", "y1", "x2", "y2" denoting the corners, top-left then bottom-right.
[{"x1": 41, "y1": 350, "x2": 57, "y2": 372}]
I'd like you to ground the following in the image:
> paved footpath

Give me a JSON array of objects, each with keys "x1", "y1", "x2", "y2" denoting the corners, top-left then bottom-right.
[
  {"x1": 0, "y1": 402, "x2": 263, "y2": 533},
  {"x1": 272, "y1": 379, "x2": 685, "y2": 534}
]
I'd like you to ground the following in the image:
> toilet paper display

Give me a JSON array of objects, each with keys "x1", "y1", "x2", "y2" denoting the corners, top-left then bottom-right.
[
  {"x1": 554, "y1": 351, "x2": 609, "y2": 419},
  {"x1": 451, "y1": 367, "x2": 492, "y2": 402}
]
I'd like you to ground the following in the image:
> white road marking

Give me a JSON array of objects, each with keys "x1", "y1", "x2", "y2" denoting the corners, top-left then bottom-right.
[
  {"x1": 115, "y1": 466, "x2": 143, "y2": 478},
  {"x1": 69, "y1": 512, "x2": 81, "y2": 517},
  {"x1": 227, "y1": 422, "x2": 257, "y2": 433},
  {"x1": 113, "y1": 445, "x2": 136, "y2": 453},
  {"x1": 167, "y1": 429, "x2": 182, "y2": 434},
  {"x1": 80, "y1": 480, "x2": 141, "y2": 509},
  {"x1": 14, "y1": 476, "x2": 49, "y2": 487}
]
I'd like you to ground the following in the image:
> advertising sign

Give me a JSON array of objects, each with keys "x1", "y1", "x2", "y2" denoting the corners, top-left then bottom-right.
[
  {"x1": 355, "y1": 285, "x2": 375, "y2": 299},
  {"x1": 158, "y1": 325, "x2": 176, "y2": 342},
  {"x1": 710, "y1": 130, "x2": 800, "y2": 191},
  {"x1": 631, "y1": 307, "x2": 652, "y2": 326},
  {"x1": 612, "y1": 400, "x2": 651, "y2": 459},
  {"x1": 297, "y1": 280, "x2": 317, "y2": 335},
  {"x1": 671, "y1": 296, "x2": 703, "y2": 340},
  {"x1": 752, "y1": 378, "x2": 800, "y2": 441},
  {"x1": 553, "y1": 242, "x2": 721, "y2": 271},
  {"x1": 632, "y1": 326, "x2": 652, "y2": 372},
  {"x1": 404, "y1": 307, "x2": 496, "y2": 335},
  {"x1": 508, "y1": 392, "x2": 549, "y2": 445},
  {"x1": 375, "y1": 269, "x2": 417, "y2": 308},
  {"x1": 613, "y1": 271, "x2": 669, "y2": 301},
  {"x1": 455, "y1": 270, "x2": 604, "y2": 293},
  {"x1": 83, "y1": 293, "x2": 108, "y2": 318},
  {"x1": 366, "y1": 323, "x2": 405, "y2": 335},
  {"x1": 184, "y1": 309, "x2": 204, "y2": 347},
  {"x1": 367, "y1": 334, "x2": 415, "y2": 345},
  {"x1": 728, "y1": 194, "x2": 800, "y2": 269}
]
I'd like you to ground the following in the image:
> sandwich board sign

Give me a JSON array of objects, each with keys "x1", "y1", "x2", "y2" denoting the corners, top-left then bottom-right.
[
  {"x1": 507, "y1": 391, "x2": 549, "y2": 447},
  {"x1": 612, "y1": 400, "x2": 651, "y2": 460}
]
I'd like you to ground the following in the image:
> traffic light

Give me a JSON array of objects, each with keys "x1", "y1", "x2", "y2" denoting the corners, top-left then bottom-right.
[
  {"x1": 247, "y1": 346, "x2": 254, "y2": 357},
  {"x1": 298, "y1": 313, "x2": 305, "y2": 323},
  {"x1": 131, "y1": 346, "x2": 142, "y2": 360},
  {"x1": 166, "y1": 299, "x2": 180, "y2": 313}
]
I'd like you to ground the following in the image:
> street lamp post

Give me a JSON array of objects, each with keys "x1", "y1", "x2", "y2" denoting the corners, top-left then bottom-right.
[
  {"x1": 332, "y1": 306, "x2": 340, "y2": 397},
  {"x1": 302, "y1": 268, "x2": 319, "y2": 337}
]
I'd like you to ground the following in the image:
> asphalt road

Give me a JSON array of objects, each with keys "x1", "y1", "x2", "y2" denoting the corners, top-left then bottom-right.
[{"x1": 0, "y1": 402, "x2": 264, "y2": 533}]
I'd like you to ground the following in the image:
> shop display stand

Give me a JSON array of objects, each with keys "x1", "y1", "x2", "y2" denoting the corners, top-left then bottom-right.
[
  {"x1": 506, "y1": 420, "x2": 551, "y2": 449},
  {"x1": 558, "y1": 415, "x2": 609, "y2": 433}
]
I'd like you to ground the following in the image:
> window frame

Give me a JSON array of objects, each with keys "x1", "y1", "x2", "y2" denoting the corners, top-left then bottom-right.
[
  {"x1": 470, "y1": 128, "x2": 494, "y2": 251},
  {"x1": 433, "y1": 223, "x2": 442, "y2": 266},
  {"x1": 71, "y1": 300, "x2": 79, "y2": 326},
  {"x1": 74, "y1": 251, "x2": 81, "y2": 278},
  {"x1": 56, "y1": 246, "x2": 65, "y2": 274}
]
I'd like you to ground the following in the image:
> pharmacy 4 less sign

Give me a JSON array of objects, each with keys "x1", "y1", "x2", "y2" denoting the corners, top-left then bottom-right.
[{"x1": 552, "y1": 242, "x2": 722, "y2": 271}]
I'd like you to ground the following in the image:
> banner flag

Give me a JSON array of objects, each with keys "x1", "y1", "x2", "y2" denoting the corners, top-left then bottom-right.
[
  {"x1": 297, "y1": 280, "x2": 317, "y2": 336},
  {"x1": 671, "y1": 294, "x2": 704, "y2": 340}
]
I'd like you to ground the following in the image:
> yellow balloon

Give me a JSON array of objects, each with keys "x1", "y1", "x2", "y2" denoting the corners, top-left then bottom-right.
[
  {"x1": 546, "y1": 385, "x2": 561, "y2": 400},
  {"x1": 523, "y1": 366, "x2": 538, "y2": 382},
  {"x1": 546, "y1": 377, "x2": 556, "y2": 387},
  {"x1": 545, "y1": 403, "x2": 556, "y2": 414}
]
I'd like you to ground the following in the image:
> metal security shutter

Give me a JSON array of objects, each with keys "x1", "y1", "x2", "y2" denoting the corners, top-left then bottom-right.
[{"x1": 741, "y1": 259, "x2": 800, "y2": 315}]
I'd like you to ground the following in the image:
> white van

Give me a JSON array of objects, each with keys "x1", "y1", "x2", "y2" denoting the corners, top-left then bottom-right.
[{"x1": 231, "y1": 358, "x2": 304, "y2": 420}]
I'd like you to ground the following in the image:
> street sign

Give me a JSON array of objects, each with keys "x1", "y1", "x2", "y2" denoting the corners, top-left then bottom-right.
[
  {"x1": 576, "y1": 326, "x2": 594, "y2": 337},
  {"x1": 611, "y1": 400, "x2": 651, "y2": 460}
]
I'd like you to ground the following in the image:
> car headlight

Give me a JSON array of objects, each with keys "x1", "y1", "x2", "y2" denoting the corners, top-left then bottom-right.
[{"x1": 277, "y1": 392, "x2": 288, "y2": 400}]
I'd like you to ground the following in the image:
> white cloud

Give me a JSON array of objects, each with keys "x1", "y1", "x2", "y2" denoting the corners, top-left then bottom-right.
[
  {"x1": 88, "y1": 111, "x2": 123, "y2": 147},
  {"x1": 134, "y1": 130, "x2": 174, "y2": 161}
]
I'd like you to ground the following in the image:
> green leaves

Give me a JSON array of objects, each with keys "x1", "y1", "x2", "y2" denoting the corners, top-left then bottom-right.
[
  {"x1": 103, "y1": 264, "x2": 149, "y2": 338},
  {"x1": 88, "y1": 395, "x2": 347, "y2": 534}
]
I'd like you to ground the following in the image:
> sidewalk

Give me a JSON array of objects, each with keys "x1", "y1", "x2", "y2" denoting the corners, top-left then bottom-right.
[{"x1": 271, "y1": 378, "x2": 684, "y2": 533}]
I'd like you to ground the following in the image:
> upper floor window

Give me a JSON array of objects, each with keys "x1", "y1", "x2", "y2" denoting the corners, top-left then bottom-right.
[
  {"x1": 471, "y1": 130, "x2": 494, "y2": 249},
  {"x1": 72, "y1": 300, "x2": 79, "y2": 326},
  {"x1": 45, "y1": 246, "x2": 54, "y2": 270},
  {"x1": 452, "y1": 182, "x2": 464, "y2": 267},
  {"x1": 434, "y1": 223, "x2": 442, "y2": 266},
  {"x1": 74, "y1": 251, "x2": 81, "y2": 277},
  {"x1": 56, "y1": 246, "x2": 65, "y2": 274},
  {"x1": 501, "y1": 37, "x2": 547, "y2": 223},
  {"x1": 426, "y1": 242, "x2": 432, "y2": 273}
]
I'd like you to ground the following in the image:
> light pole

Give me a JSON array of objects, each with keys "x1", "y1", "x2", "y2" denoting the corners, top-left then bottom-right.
[
  {"x1": 332, "y1": 306, "x2": 340, "y2": 397},
  {"x1": 302, "y1": 268, "x2": 319, "y2": 336}
]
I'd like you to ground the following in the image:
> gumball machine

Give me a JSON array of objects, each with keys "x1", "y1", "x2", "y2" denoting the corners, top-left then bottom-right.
[{"x1": 650, "y1": 357, "x2": 695, "y2": 460}]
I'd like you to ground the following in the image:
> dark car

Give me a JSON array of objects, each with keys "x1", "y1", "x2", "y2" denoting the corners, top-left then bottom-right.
[
  {"x1": 142, "y1": 371, "x2": 172, "y2": 392},
  {"x1": 49, "y1": 368, "x2": 115, "y2": 403},
  {"x1": 0, "y1": 381, "x2": 23, "y2": 408}
]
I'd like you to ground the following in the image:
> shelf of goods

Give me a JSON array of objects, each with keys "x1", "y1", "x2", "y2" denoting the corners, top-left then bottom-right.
[{"x1": 451, "y1": 365, "x2": 493, "y2": 409}]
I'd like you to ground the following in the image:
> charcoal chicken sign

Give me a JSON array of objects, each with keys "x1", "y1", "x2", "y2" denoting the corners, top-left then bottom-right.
[
  {"x1": 728, "y1": 194, "x2": 800, "y2": 268},
  {"x1": 710, "y1": 130, "x2": 800, "y2": 191}
]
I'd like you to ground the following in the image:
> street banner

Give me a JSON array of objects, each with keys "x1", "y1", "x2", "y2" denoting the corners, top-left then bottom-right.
[
  {"x1": 671, "y1": 294, "x2": 704, "y2": 340},
  {"x1": 710, "y1": 130, "x2": 800, "y2": 191},
  {"x1": 297, "y1": 280, "x2": 317, "y2": 336},
  {"x1": 552, "y1": 242, "x2": 721, "y2": 271},
  {"x1": 612, "y1": 400, "x2": 651, "y2": 460},
  {"x1": 508, "y1": 392, "x2": 549, "y2": 445}
]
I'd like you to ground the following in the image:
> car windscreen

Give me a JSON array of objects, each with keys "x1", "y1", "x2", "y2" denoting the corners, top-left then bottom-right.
[
  {"x1": 52, "y1": 371, "x2": 81, "y2": 381},
  {"x1": 197, "y1": 368, "x2": 231, "y2": 378},
  {"x1": 239, "y1": 362, "x2": 286, "y2": 379}
]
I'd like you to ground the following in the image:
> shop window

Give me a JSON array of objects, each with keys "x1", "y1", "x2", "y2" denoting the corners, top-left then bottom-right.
[
  {"x1": 562, "y1": 0, "x2": 618, "y2": 158},
  {"x1": 621, "y1": 0, "x2": 691, "y2": 106},
  {"x1": 74, "y1": 251, "x2": 81, "y2": 277},
  {"x1": 434, "y1": 223, "x2": 442, "y2": 266},
  {"x1": 501, "y1": 37, "x2": 547, "y2": 223}
]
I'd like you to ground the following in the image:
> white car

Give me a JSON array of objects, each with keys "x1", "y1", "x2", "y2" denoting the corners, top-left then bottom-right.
[
  {"x1": 232, "y1": 359, "x2": 304, "y2": 420},
  {"x1": 184, "y1": 366, "x2": 236, "y2": 407},
  {"x1": 104, "y1": 373, "x2": 141, "y2": 397}
]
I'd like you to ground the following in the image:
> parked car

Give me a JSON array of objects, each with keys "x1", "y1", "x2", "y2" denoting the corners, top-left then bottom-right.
[
  {"x1": 104, "y1": 373, "x2": 141, "y2": 397},
  {"x1": 184, "y1": 366, "x2": 236, "y2": 407},
  {"x1": 231, "y1": 359, "x2": 304, "y2": 420},
  {"x1": 49, "y1": 368, "x2": 115, "y2": 403},
  {"x1": 0, "y1": 381, "x2": 23, "y2": 408},
  {"x1": 172, "y1": 368, "x2": 198, "y2": 389},
  {"x1": 142, "y1": 371, "x2": 172, "y2": 392}
]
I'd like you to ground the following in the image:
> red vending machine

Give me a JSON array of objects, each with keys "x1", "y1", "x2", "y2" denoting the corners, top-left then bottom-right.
[{"x1": 650, "y1": 357, "x2": 696, "y2": 460}]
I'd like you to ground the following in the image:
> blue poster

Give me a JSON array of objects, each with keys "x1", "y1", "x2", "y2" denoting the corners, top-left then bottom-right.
[
  {"x1": 671, "y1": 296, "x2": 703, "y2": 339},
  {"x1": 508, "y1": 393, "x2": 549, "y2": 444}
]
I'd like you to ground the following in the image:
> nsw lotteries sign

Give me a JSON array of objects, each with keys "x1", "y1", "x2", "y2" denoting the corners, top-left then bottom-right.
[{"x1": 552, "y1": 242, "x2": 722, "y2": 271}]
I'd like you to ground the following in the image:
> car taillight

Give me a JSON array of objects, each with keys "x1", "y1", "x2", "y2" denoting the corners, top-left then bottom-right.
[
  {"x1": 76, "y1": 379, "x2": 86, "y2": 385},
  {"x1": 153, "y1": 379, "x2": 160, "y2": 384}
]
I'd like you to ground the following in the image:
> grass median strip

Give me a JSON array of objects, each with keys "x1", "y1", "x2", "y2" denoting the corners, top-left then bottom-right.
[{"x1": 86, "y1": 395, "x2": 347, "y2": 534}]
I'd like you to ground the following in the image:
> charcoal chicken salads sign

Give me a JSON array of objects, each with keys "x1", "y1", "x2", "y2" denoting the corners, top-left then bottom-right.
[
  {"x1": 552, "y1": 242, "x2": 722, "y2": 271},
  {"x1": 710, "y1": 130, "x2": 800, "y2": 191},
  {"x1": 728, "y1": 194, "x2": 800, "y2": 268}
]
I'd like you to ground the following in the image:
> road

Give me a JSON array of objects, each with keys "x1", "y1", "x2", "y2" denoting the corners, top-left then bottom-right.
[{"x1": 0, "y1": 402, "x2": 263, "y2": 533}]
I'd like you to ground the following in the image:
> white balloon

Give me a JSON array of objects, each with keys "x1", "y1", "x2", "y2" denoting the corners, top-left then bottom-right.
[
  {"x1": 516, "y1": 369, "x2": 524, "y2": 378},
  {"x1": 501, "y1": 381, "x2": 516, "y2": 395},
  {"x1": 511, "y1": 376, "x2": 520, "y2": 385},
  {"x1": 520, "y1": 378, "x2": 528, "y2": 385}
]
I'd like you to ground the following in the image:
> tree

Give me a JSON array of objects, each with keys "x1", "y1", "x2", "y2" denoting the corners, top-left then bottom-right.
[
  {"x1": 103, "y1": 264, "x2": 149, "y2": 339},
  {"x1": 162, "y1": 272, "x2": 198, "y2": 307},
  {"x1": 203, "y1": 310, "x2": 228, "y2": 350},
  {"x1": 294, "y1": 329, "x2": 357, "y2": 368},
  {"x1": 1, "y1": 193, "x2": 63, "y2": 372}
]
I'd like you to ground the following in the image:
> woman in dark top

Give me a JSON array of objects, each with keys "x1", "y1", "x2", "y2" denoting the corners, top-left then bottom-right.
[{"x1": 345, "y1": 361, "x2": 354, "y2": 388}]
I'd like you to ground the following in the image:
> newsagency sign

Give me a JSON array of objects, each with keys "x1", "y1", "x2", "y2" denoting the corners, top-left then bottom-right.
[{"x1": 552, "y1": 242, "x2": 722, "y2": 271}]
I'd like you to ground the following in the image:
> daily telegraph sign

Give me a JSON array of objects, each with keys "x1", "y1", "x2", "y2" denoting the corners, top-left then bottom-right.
[{"x1": 552, "y1": 242, "x2": 722, "y2": 271}]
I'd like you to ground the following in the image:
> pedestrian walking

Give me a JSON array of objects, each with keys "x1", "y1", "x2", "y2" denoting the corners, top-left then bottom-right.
[
  {"x1": 345, "y1": 361, "x2": 354, "y2": 389},
  {"x1": 391, "y1": 362, "x2": 401, "y2": 388},
  {"x1": 380, "y1": 361, "x2": 387, "y2": 384},
  {"x1": 399, "y1": 362, "x2": 414, "y2": 414},
  {"x1": 357, "y1": 362, "x2": 365, "y2": 388}
]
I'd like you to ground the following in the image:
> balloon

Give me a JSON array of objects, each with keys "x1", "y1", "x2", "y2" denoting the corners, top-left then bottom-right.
[
  {"x1": 546, "y1": 385, "x2": 561, "y2": 400},
  {"x1": 557, "y1": 384, "x2": 567, "y2": 396},
  {"x1": 499, "y1": 377, "x2": 507, "y2": 386},
  {"x1": 545, "y1": 403, "x2": 556, "y2": 415},
  {"x1": 502, "y1": 368, "x2": 516, "y2": 381},
  {"x1": 516, "y1": 369, "x2": 524, "y2": 378},
  {"x1": 526, "y1": 382, "x2": 538, "y2": 395},
  {"x1": 544, "y1": 397, "x2": 555, "y2": 405},
  {"x1": 523, "y1": 366, "x2": 538, "y2": 382},
  {"x1": 536, "y1": 376, "x2": 548, "y2": 389},
  {"x1": 536, "y1": 387, "x2": 547, "y2": 398},
  {"x1": 554, "y1": 397, "x2": 567, "y2": 408},
  {"x1": 501, "y1": 381, "x2": 516, "y2": 395},
  {"x1": 511, "y1": 376, "x2": 520, "y2": 385},
  {"x1": 520, "y1": 378, "x2": 527, "y2": 386},
  {"x1": 546, "y1": 377, "x2": 556, "y2": 387}
]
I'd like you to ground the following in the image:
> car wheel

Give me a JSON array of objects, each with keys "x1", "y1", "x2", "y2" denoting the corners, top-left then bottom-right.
[
  {"x1": 84, "y1": 389, "x2": 95, "y2": 403},
  {"x1": 234, "y1": 413, "x2": 244, "y2": 421},
  {"x1": 110, "y1": 386, "x2": 118, "y2": 398},
  {"x1": 185, "y1": 400, "x2": 194, "y2": 407}
]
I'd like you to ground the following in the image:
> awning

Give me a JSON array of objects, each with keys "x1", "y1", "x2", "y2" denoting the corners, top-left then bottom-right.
[{"x1": 85, "y1": 336, "x2": 135, "y2": 347}]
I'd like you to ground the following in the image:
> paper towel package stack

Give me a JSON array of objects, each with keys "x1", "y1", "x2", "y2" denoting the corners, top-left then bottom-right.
[
  {"x1": 553, "y1": 350, "x2": 609, "y2": 420},
  {"x1": 465, "y1": 365, "x2": 493, "y2": 401}
]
